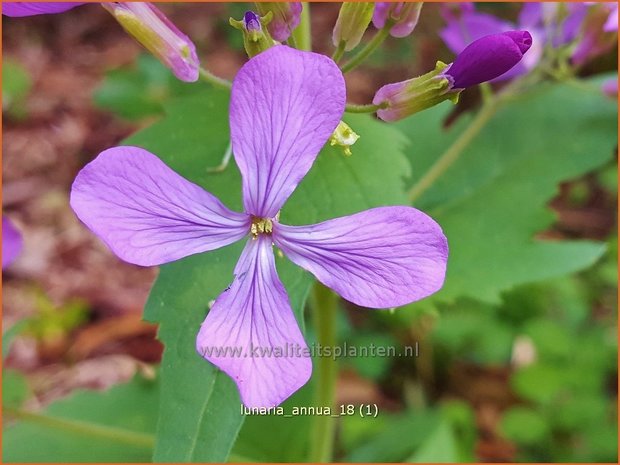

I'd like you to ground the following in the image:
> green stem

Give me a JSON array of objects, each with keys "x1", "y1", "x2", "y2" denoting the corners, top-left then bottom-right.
[
  {"x1": 4, "y1": 406, "x2": 155, "y2": 448},
  {"x1": 308, "y1": 282, "x2": 338, "y2": 463},
  {"x1": 345, "y1": 102, "x2": 383, "y2": 114},
  {"x1": 332, "y1": 40, "x2": 346, "y2": 63},
  {"x1": 407, "y1": 100, "x2": 500, "y2": 203},
  {"x1": 292, "y1": 2, "x2": 311, "y2": 51},
  {"x1": 341, "y1": 22, "x2": 392, "y2": 73},
  {"x1": 198, "y1": 66, "x2": 232, "y2": 90}
]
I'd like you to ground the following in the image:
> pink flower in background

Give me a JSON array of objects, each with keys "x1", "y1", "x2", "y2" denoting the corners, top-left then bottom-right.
[
  {"x1": 2, "y1": 216, "x2": 23, "y2": 269},
  {"x1": 70, "y1": 46, "x2": 448, "y2": 407}
]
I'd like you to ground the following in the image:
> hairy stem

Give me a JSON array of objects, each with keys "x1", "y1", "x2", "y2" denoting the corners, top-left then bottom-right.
[
  {"x1": 198, "y1": 66, "x2": 232, "y2": 90},
  {"x1": 407, "y1": 100, "x2": 500, "y2": 203},
  {"x1": 345, "y1": 102, "x2": 384, "y2": 114},
  {"x1": 341, "y1": 22, "x2": 392, "y2": 73},
  {"x1": 308, "y1": 282, "x2": 338, "y2": 463}
]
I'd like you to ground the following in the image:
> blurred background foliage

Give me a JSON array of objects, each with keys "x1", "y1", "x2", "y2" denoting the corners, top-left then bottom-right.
[{"x1": 2, "y1": 2, "x2": 617, "y2": 463}]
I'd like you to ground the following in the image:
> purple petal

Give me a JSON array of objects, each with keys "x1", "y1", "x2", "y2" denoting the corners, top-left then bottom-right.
[
  {"x1": 604, "y1": 4, "x2": 618, "y2": 32},
  {"x1": 372, "y1": 2, "x2": 422, "y2": 38},
  {"x1": 230, "y1": 46, "x2": 345, "y2": 218},
  {"x1": 2, "y1": 2, "x2": 85, "y2": 17},
  {"x1": 517, "y1": 3, "x2": 542, "y2": 29},
  {"x1": 440, "y1": 11, "x2": 515, "y2": 55},
  {"x1": 196, "y1": 236, "x2": 311, "y2": 408},
  {"x1": 274, "y1": 207, "x2": 448, "y2": 308},
  {"x1": 446, "y1": 31, "x2": 532, "y2": 89},
  {"x1": 2, "y1": 216, "x2": 23, "y2": 269},
  {"x1": 70, "y1": 146, "x2": 250, "y2": 267}
]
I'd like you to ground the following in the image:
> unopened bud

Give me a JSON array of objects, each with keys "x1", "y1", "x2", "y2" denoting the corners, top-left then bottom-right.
[
  {"x1": 332, "y1": 3, "x2": 375, "y2": 51},
  {"x1": 103, "y1": 2, "x2": 199, "y2": 82},
  {"x1": 329, "y1": 121, "x2": 360, "y2": 157},
  {"x1": 373, "y1": 30, "x2": 532, "y2": 121},
  {"x1": 230, "y1": 11, "x2": 275, "y2": 57},
  {"x1": 373, "y1": 62, "x2": 455, "y2": 122},
  {"x1": 254, "y1": 2, "x2": 302, "y2": 42},
  {"x1": 372, "y1": 2, "x2": 423, "y2": 38}
]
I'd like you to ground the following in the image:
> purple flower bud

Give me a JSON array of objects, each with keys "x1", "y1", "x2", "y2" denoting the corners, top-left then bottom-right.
[
  {"x1": 372, "y1": 2, "x2": 423, "y2": 38},
  {"x1": 103, "y1": 2, "x2": 199, "y2": 82},
  {"x1": 255, "y1": 2, "x2": 302, "y2": 42},
  {"x1": 244, "y1": 11, "x2": 262, "y2": 33},
  {"x1": 446, "y1": 31, "x2": 532, "y2": 89},
  {"x1": 2, "y1": 216, "x2": 23, "y2": 269}
]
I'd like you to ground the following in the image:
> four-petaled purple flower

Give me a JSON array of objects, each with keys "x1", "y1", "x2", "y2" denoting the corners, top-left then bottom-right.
[{"x1": 70, "y1": 46, "x2": 448, "y2": 408}]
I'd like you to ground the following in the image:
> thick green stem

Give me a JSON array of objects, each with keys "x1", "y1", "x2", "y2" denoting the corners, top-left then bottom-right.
[
  {"x1": 340, "y1": 22, "x2": 392, "y2": 73},
  {"x1": 198, "y1": 66, "x2": 232, "y2": 90},
  {"x1": 407, "y1": 100, "x2": 500, "y2": 203},
  {"x1": 4, "y1": 406, "x2": 155, "y2": 448},
  {"x1": 345, "y1": 102, "x2": 383, "y2": 114},
  {"x1": 292, "y1": 2, "x2": 311, "y2": 51},
  {"x1": 308, "y1": 282, "x2": 338, "y2": 463}
]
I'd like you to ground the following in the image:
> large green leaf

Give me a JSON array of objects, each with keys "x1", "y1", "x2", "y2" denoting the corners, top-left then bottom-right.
[
  {"x1": 124, "y1": 89, "x2": 411, "y2": 461},
  {"x1": 397, "y1": 80, "x2": 617, "y2": 305},
  {"x1": 2, "y1": 376, "x2": 158, "y2": 463}
]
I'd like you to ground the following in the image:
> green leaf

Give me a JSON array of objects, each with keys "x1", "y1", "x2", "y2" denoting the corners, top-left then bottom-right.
[
  {"x1": 407, "y1": 419, "x2": 458, "y2": 463},
  {"x1": 345, "y1": 411, "x2": 441, "y2": 462},
  {"x1": 2, "y1": 369, "x2": 30, "y2": 409},
  {"x1": 124, "y1": 89, "x2": 411, "y2": 461},
  {"x1": 2, "y1": 375, "x2": 158, "y2": 463},
  {"x1": 2, "y1": 58, "x2": 32, "y2": 119},
  {"x1": 397, "y1": 81, "x2": 617, "y2": 305},
  {"x1": 500, "y1": 406, "x2": 549, "y2": 446},
  {"x1": 94, "y1": 54, "x2": 197, "y2": 120}
]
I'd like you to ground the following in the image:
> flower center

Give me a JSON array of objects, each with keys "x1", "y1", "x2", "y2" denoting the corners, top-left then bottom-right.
[{"x1": 250, "y1": 217, "x2": 273, "y2": 237}]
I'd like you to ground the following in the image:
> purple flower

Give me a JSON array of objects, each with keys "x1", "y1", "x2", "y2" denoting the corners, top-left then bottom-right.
[
  {"x1": 447, "y1": 31, "x2": 532, "y2": 89},
  {"x1": 374, "y1": 31, "x2": 532, "y2": 122},
  {"x1": 2, "y1": 2, "x2": 199, "y2": 82},
  {"x1": 2, "y1": 2, "x2": 85, "y2": 16},
  {"x1": 70, "y1": 46, "x2": 448, "y2": 407},
  {"x1": 440, "y1": 3, "x2": 543, "y2": 81},
  {"x1": 255, "y1": 2, "x2": 302, "y2": 42},
  {"x1": 372, "y1": 2, "x2": 423, "y2": 38},
  {"x1": 2, "y1": 216, "x2": 23, "y2": 269},
  {"x1": 601, "y1": 78, "x2": 618, "y2": 98}
]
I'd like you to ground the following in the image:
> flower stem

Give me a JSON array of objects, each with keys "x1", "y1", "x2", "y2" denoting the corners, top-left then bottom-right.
[
  {"x1": 308, "y1": 282, "x2": 338, "y2": 463},
  {"x1": 207, "y1": 141, "x2": 233, "y2": 173},
  {"x1": 340, "y1": 22, "x2": 392, "y2": 73},
  {"x1": 198, "y1": 66, "x2": 232, "y2": 90},
  {"x1": 332, "y1": 40, "x2": 346, "y2": 63},
  {"x1": 345, "y1": 102, "x2": 384, "y2": 114},
  {"x1": 292, "y1": 2, "x2": 312, "y2": 51},
  {"x1": 407, "y1": 100, "x2": 500, "y2": 203}
]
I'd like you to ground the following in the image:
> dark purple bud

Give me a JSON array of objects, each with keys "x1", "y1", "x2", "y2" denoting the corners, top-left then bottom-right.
[
  {"x1": 244, "y1": 11, "x2": 262, "y2": 33},
  {"x1": 446, "y1": 30, "x2": 532, "y2": 89}
]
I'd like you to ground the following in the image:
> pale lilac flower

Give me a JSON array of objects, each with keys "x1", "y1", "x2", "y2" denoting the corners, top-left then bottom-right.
[
  {"x1": 601, "y1": 78, "x2": 618, "y2": 98},
  {"x1": 2, "y1": 2, "x2": 199, "y2": 82},
  {"x1": 2, "y1": 216, "x2": 23, "y2": 269},
  {"x1": 254, "y1": 2, "x2": 302, "y2": 42},
  {"x1": 604, "y1": 4, "x2": 618, "y2": 31},
  {"x1": 372, "y1": 2, "x2": 423, "y2": 38},
  {"x1": 70, "y1": 46, "x2": 448, "y2": 408},
  {"x1": 374, "y1": 31, "x2": 532, "y2": 121}
]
